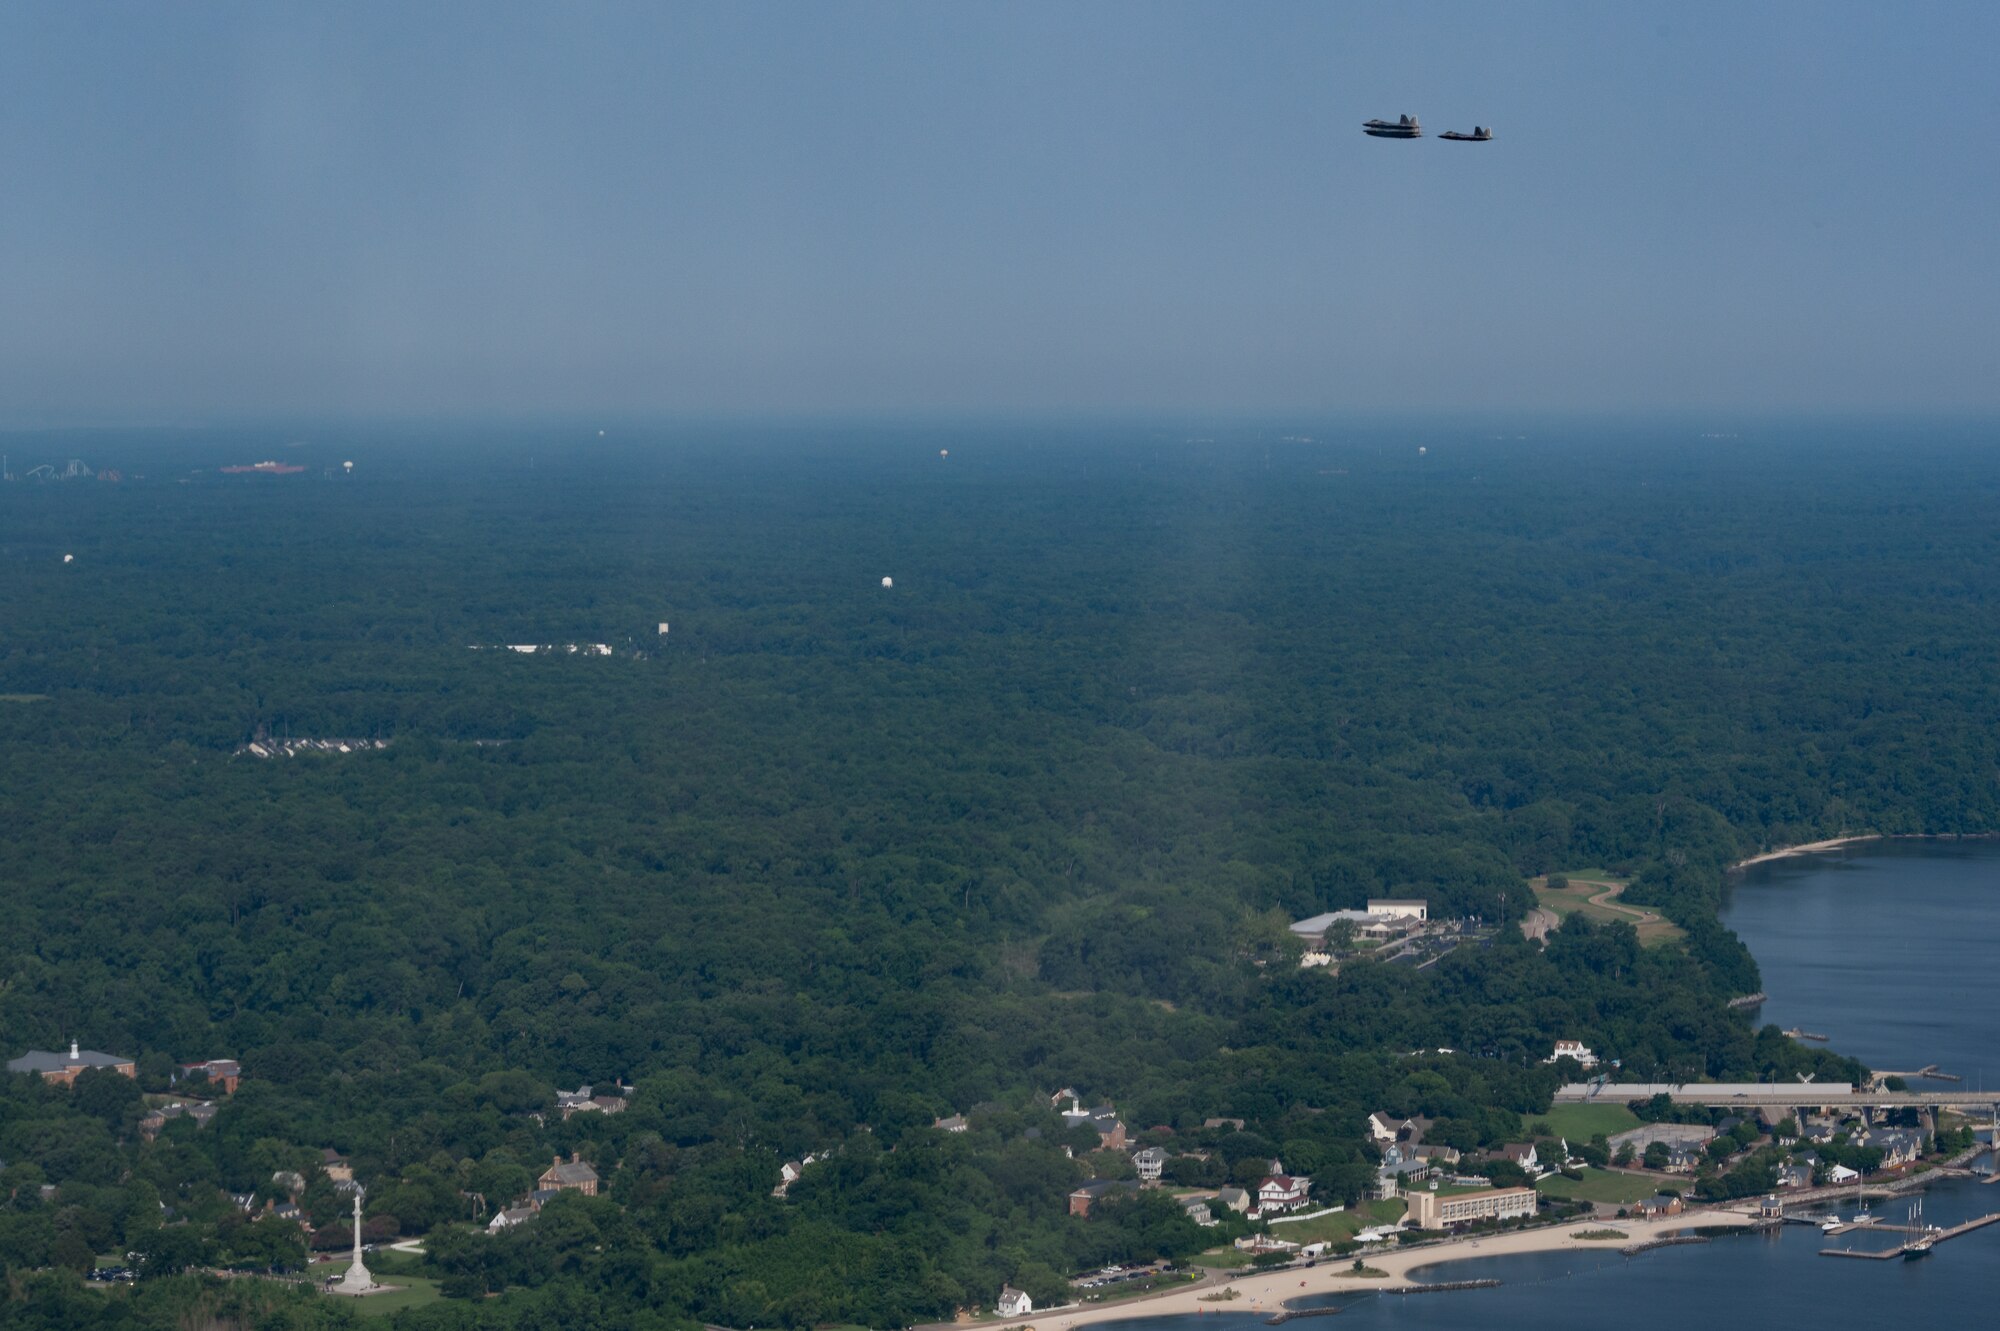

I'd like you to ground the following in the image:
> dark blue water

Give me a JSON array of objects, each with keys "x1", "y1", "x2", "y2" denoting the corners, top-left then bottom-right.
[
  {"x1": 1723, "y1": 839, "x2": 2000, "y2": 1092},
  {"x1": 1094, "y1": 841, "x2": 2000, "y2": 1331}
]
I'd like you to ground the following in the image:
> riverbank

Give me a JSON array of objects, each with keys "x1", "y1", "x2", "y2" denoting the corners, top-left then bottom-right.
[
  {"x1": 1729, "y1": 836, "x2": 1879, "y2": 870},
  {"x1": 987, "y1": 1208, "x2": 1760, "y2": 1330}
]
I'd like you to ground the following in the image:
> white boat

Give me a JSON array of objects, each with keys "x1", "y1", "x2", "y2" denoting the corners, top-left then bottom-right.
[
  {"x1": 1820, "y1": 1215, "x2": 1843, "y2": 1232},
  {"x1": 1851, "y1": 1210, "x2": 1876, "y2": 1226}
]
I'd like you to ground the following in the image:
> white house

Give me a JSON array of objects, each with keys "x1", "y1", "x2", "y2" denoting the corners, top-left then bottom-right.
[
  {"x1": 1827, "y1": 1163, "x2": 1860, "y2": 1184},
  {"x1": 997, "y1": 1287, "x2": 1033, "y2": 1318},
  {"x1": 1132, "y1": 1145, "x2": 1167, "y2": 1183},
  {"x1": 1546, "y1": 1040, "x2": 1599, "y2": 1069},
  {"x1": 1256, "y1": 1174, "x2": 1312, "y2": 1213},
  {"x1": 487, "y1": 1207, "x2": 536, "y2": 1232}
]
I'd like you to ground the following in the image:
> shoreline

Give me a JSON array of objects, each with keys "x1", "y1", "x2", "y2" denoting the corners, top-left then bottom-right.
[
  {"x1": 1729, "y1": 831, "x2": 2000, "y2": 872},
  {"x1": 992, "y1": 1208, "x2": 1760, "y2": 1330},
  {"x1": 1729, "y1": 836, "x2": 1879, "y2": 870}
]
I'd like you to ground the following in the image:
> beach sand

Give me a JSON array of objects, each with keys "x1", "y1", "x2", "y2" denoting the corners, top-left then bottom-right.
[
  {"x1": 1730, "y1": 836, "x2": 1878, "y2": 870},
  {"x1": 1006, "y1": 1206, "x2": 1759, "y2": 1329}
]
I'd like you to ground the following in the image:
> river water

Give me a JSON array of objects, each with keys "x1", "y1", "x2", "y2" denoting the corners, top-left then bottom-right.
[
  {"x1": 1724, "y1": 838, "x2": 2000, "y2": 1092},
  {"x1": 1093, "y1": 841, "x2": 2000, "y2": 1331}
]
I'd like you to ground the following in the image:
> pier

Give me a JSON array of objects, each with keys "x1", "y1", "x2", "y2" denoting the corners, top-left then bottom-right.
[
  {"x1": 1818, "y1": 1210, "x2": 2000, "y2": 1260},
  {"x1": 1869, "y1": 1065, "x2": 1961, "y2": 1085}
]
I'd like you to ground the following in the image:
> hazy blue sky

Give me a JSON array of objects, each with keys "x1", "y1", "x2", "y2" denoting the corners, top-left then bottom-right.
[{"x1": 3, "y1": 2, "x2": 1996, "y2": 421}]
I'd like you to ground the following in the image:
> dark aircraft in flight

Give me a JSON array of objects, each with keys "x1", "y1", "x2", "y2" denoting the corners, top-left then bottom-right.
[
  {"x1": 1439, "y1": 126, "x2": 1495, "y2": 141},
  {"x1": 1362, "y1": 115, "x2": 1421, "y2": 138}
]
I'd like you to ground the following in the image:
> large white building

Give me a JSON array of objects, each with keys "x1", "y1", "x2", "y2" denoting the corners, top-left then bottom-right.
[
  {"x1": 1366, "y1": 898, "x2": 1428, "y2": 921},
  {"x1": 1405, "y1": 1186, "x2": 1537, "y2": 1230}
]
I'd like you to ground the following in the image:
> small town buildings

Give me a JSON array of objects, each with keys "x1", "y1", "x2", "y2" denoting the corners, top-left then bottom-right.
[
  {"x1": 488, "y1": 1207, "x2": 536, "y2": 1232},
  {"x1": 5, "y1": 1041, "x2": 137, "y2": 1086},
  {"x1": 1366, "y1": 1112, "x2": 1411, "y2": 1144},
  {"x1": 1203, "y1": 1117, "x2": 1246, "y2": 1131},
  {"x1": 319, "y1": 1149, "x2": 355, "y2": 1183},
  {"x1": 1181, "y1": 1198, "x2": 1215, "y2": 1226},
  {"x1": 176, "y1": 1059, "x2": 242, "y2": 1093},
  {"x1": 1860, "y1": 1128, "x2": 1921, "y2": 1167},
  {"x1": 933, "y1": 1114, "x2": 969, "y2": 1133},
  {"x1": 1067, "y1": 1180, "x2": 1139, "y2": 1217},
  {"x1": 1058, "y1": 1098, "x2": 1126, "y2": 1146},
  {"x1": 1215, "y1": 1186, "x2": 1251, "y2": 1214},
  {"x1": 1256, "y1": 1174, "x2": 1312, "y2": 1213},
  {"x1": 1827, "y1": 1163, "x2": 1860, "y2": 1185},
  {"x1": 556, "y1": 1084, "x2": 630, "y2": 1118},
  {"x1": 1374, "y1": 1158, "x2": 1433, "y2": 1199},
  {"x1": 1664, "y1": 1147, "x2": 1705, "y2": 1173},
  {"x1": 1545, "y1": 1040, "x2": 1599, "y2": 1069},
  {"x1": 1497, "y1": 1143, "x2": 1541, "y2": 1174},
  {"x1": 1405, "y1": 1186, "x2": 1538, "y2": 1230},
  {"x1": 1132, "y1": 1145, "x2": 1167, "y2": 1183},
  {"x1": 139, "y1": 1100, "x2": 218, "y2": 1139},
  {"x1": 539, "y1": 1154, "x2": 600, "y2": 1196},
  {"x1": 1232, "y1": 1235, "x2": 1299, "y2": 1255},
  {"x1": 997, "y1": 1286, "x2": 1033, "y2": 1318},
  {"x1": 773, "y1": 1161, "x2": 803, "y2": 1198},
  {"x1": 1638, "y1": 1194, "x2": 1684, "y2": 1219}
]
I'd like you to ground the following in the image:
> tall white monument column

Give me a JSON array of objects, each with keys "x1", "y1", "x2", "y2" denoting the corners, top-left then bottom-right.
[{"x1": 335, "y1": 1190, "x2": 375, "y2": 1293}]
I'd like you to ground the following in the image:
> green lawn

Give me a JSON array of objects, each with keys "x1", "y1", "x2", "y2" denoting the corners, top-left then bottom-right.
[
  {"x1": 1192, "y1": 1198, "x2": 1408, "y2": 1264},
  {"x1": 1530, "y1": 1103, "x2": 1642, "y2": 1141},
  {"x1": 1535, "y1": 1168, "x2": 1660, "y2": 1206},
  {"x1": 1530, "y1": 875, "x2": 1685, "y2": 947},
  {"x1": 320, "y1": 1267, "x2": 445, "y2": 1317}
]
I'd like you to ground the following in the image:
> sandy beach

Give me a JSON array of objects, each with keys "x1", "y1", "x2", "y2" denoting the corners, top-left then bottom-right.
[
  {"x1": 1730, "y1": 836, "x2": 1879, "y2": 870},
  {"x1": 1002, "y1": 1206, "x2": 1760, "y2": 1329}
]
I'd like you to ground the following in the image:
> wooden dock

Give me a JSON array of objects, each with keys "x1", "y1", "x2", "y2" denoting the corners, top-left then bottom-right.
[{"x1": 1819, "y1": 1209, "x2": 2000, "y2": 1260}]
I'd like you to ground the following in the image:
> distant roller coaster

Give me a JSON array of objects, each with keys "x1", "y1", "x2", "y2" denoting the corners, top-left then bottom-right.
[{"x1": 18, "y1": 458, "x2": 94, "y2": 481}]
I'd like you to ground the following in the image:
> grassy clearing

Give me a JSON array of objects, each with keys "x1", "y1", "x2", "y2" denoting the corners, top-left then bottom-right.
[
  {"x1": 1530, "y1": 875, "x2": 1684, "y2": 947},
  {"x1": 1536, "y1": 1168, "x2": 1660, "y2": 1206},
  {"x1": 1264, "y1": 1199, "x2": 1407, "y2": 1246},
  {"x1": 320, "y1": 1267, "x2": 444, "y2": 1317},
  {"x1": 1530, "y1": 1103, "x2": 1642, "y2": 1141},
  {"x1": 1192, "y1": 1199, "x2": 1407, "y2": 1266}
]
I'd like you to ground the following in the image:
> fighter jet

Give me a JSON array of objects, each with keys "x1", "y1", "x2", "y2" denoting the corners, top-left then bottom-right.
[
  {"x1": 1439, "y1": 126, "x2": 1494, "y2": 142},
  {"x1": 1362, "y1": 114, "x2": 1422, "y2": 139}
]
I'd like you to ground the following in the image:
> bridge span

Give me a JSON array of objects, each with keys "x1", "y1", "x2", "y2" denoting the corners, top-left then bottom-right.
[{"x1": 1555, "y1": 1082, "x2": 2000, "y2": 1111}]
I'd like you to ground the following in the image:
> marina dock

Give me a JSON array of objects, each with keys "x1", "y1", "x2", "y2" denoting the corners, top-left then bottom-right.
[{"x1": 1818, "y1": 1210, "x2": 2000, "y2": 1260}]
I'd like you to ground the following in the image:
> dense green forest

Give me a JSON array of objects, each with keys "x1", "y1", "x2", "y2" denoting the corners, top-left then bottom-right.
[{"x1": 1, "y1": 418, "x2": 1993, "y2": 1329}]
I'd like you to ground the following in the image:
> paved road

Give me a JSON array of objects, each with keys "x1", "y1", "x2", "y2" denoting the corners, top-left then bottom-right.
[{"x1": 1520, "y1": 907, "x2": 1560, "y2": 942}]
